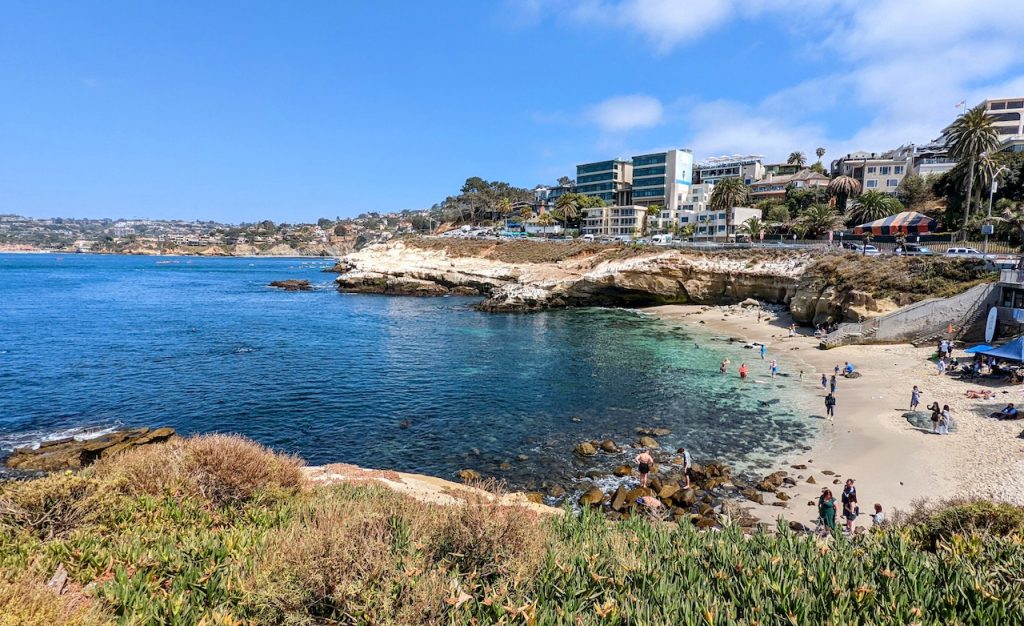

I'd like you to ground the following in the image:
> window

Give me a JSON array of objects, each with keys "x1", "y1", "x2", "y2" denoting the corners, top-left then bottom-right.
[
  {"x1": 989, "y1": 112, "x2": 1021, "y2": 123},
  {"x1": 991, "y1": 102, "x2": 1007, "y2": 110},
  {"x1": 867, "y1": 167, "x2": 876, "y2": 174},
  {"x1": 1010, "y1": 101, "x2": 1024, "y2": 109},
  {"x1": 633, "y1": 154, "x2": 667, "y2": 166},
  {"x1": 894, "y1": 165, "x2": 904, "y2": 174},
  {"x1": 879, "y1": 166, "x2": 891, "y2": 175},
  {"x1": 718, "y1": 212, "x2": 726, "y2": 219},
  {"x1": 866, "y1": 180, "x2": 878, "y2": 188},
  {"x1": 887, "y1": 179, "x2": 899, "y2": 187},
  {"x1": 633, "y1": 165, "x2": 666, "y2": 177},
  {"x1": 998, "y1": 126, "x2": 1019, "y2": 135}
]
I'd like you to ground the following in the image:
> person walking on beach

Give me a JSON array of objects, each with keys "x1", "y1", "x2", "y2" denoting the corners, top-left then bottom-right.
[
  {"x1": 910, "y1": 385, "x2": 921, "y2": 411},
  {"x1": 818, "y1": 489, "x2": 837, "y2": 532},
  {"x1": 739, "y1": 363, "x2": 748, "y2": 381},
  {"x1": 829, "y1": 374, "x2": 837, "y2": 395},
  {"x1": 940, "y1": 405, "x2": 951, "y2": 435},
  {"x1": 842, "y1": 479, "x2": 859, "y2": 533},
  {"x1": 937, "y1": 357, "x2": 946, "y2": 375},
  {"x1": 635, "y1": 449, "x2": 655, "y2": 488},
  {"x1": 824, "y1": 393, "x2": 836, "y2": 419},
  {"x1": 821, "y1": 373, "x2": 828, "y2": 389},
  {"x1": 760, "y1": 344, "x2": 767, "y2": 360}
]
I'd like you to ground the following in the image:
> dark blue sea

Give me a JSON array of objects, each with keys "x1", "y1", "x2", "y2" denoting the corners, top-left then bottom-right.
[{"x1": 0, "y1": 254, "x2": 814, "y2": 491}]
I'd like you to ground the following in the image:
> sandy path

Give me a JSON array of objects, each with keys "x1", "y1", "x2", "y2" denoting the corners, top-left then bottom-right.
[{"x1": 645, "y1": 304, "x2": 1024, "y2": 528}]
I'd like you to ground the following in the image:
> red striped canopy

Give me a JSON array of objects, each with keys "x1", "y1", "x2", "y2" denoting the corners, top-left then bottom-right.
[{"x1": 852, "y1": 211, "x2": 937, "y2": 235}]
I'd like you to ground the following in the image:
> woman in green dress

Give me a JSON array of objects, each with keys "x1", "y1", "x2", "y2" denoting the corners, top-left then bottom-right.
[{"x1": 818, "y1": 489, "x2": 837, "y2": 531}]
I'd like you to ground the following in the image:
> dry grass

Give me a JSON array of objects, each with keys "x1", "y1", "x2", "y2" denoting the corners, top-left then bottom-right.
[
  {"x1": 92, "y1": 434, "x2": 305, "y2": 506},
  {"x1": 403, "y1": 236, "x2": 635, "y2": 264},
  {"x1": 0, "y1": 575, "x2": 108, "y2": 626},
  {"x1": 806, "y1": 254, "x2": 996, "y2": 302},
  {"x1": 0, "y1": 473, "x2": 119, "y2": 540}
]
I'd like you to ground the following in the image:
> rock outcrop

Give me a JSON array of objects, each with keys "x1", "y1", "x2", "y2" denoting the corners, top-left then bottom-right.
[
  {"x1": 269, "y1": 279, "x2": 312, "y2": 291},
  {"x1": 4, "y1": 427, "x2": 176, "y2": 471}
]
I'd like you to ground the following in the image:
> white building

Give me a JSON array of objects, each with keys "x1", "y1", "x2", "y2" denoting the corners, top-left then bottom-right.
[
  {"x1": 580, "y1": 205, "x2": 646, "y2": 239},
  {"x1": 679, "y1": 182, "x2": 715, "y2": 213},
  {"x1": 696, "y1": 156, "x2": 765, "y2": 186},
  {"x1": 679, "y1": 207, "x2": 761, "y2": 242},
  {"x1": 980, "y1": 97, "x2": 1024, "y2": 152},
  {"x1": 629, "y1": 149, "x2": 694, "y2": 230},
  {"x1": 830, "y1": 151, "x2": 913, "y2": 196}
]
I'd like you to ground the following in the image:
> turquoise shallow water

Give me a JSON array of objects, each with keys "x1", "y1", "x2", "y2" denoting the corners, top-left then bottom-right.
[{"x1": 0, "y1": 253, "x2": 815, "y2": 489}]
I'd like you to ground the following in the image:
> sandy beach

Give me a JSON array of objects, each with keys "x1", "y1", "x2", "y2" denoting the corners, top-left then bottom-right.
[{"x1": 645, "y1": 304, "x2": 1024, "y2": 529}]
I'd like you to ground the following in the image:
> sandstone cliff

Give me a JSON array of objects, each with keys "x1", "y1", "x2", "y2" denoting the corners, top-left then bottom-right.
[{"x1": 333, "y1": 238, "x2": 996, "y2": 325}]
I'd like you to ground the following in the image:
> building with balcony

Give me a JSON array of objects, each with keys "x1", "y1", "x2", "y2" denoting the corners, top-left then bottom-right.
[
  {"x1": 629, "y1": 149, "x2": 694, "y2": 230},
  {"x1": 679, "y1": 183, "x2": 715, "y2": 213},
  {"x1": 575, "y1": 159, "x2": 632, "y2": 204},
  {"x1": 679, "y1": 207, "x2": 761, "y2": 242},
  {"x1": 749, "y1": 169, "x2": 829, "y2": 202},
  {"x1": 580, "y1": 205, "x2": 646, "y2": 239},
  {"x1": 695, "y1": 156, "x2": 765, "y2": 186},
  {"x1": 982, "y1": 98, "x2": 1024, "y2": 152},
  {"x1": 830, "y1": 151, "x2": 913, "y2": 196}
]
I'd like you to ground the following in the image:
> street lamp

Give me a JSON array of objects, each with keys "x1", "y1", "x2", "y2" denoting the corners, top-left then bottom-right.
[{"x1": 984, "y1": 165, "x2": 1011, "y2": 254}]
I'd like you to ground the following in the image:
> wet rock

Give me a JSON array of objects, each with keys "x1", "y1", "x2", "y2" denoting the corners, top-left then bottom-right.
[
  {"x1": 658, "y1": 482, "x2": 680, "y2": 500},
  {"x1": 547, "y1": 485, "x2": 567, "y2": 498},
  {"x1": 612, "y1": 464, "x2": 633, "y2": 477},
  {"x1": 649, "y1": 477, "x2": 663, "y2": 493},
  {"x1": 456, "y1": 469, "x2": 481, "y2": 482},
  {"x1": 637, "y1": 427, "x2": 671, "y2": 437},
  {"x1": 498, "y1": 460, "x2": 512, "y2": 471},
  {"x1": 637, "y1": 436, "x2": 660, "y2": 449},
  {"x1": 782, "y1": 477, "x2": 798, "y2": 486},
  {"x1": 625, "y1": 486, "x2": 652, "y2": 506},
  {"x1": 570, "y1": 416, "x2": 582, "y2": 423},
  {"x1": 578, "y1": 487, "x2": 605, "y2": 507},
  {"x1": 756, "y1": 471, "x2": 787, "y2": 492},
  {"x1": 399, "y1": 419, "x2": 411, "y2": 429},
  {"x1": 791, "y1": 464, "x2": 807, "y2": 470},
  {"x1": 674, "y1": 489, "x2": 698, "y2": 507},
  {"x1": 574, "y1": 442, "x2": 597, "y2": 456},
  {"x1": 516, "y1": 454, "x2": 529, "y2": 462},
  {"x1": 268, "y1": 279, "x2": 312, "y2": 291},
  {"x1": 610, "y1": 485, "x2": 628, "y2": 511},
  {"x1": 4, "y1": 427, "x2": 177, "y2": 471},
  {"x1": 698, "y1": 503, "x2": 715, "y2": 517},
  {"x1": 600, "y1": 439, "x2": 620, "y2": 453}
]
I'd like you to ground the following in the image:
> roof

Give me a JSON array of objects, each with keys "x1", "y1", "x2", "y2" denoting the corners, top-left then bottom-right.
[
  {"x1": 977, "y1": 337, "x2": 1024, "y2": 362},
  {"x1": 750, "y1": 168, "x2": 829, "y2": 190},
  {"x1": 852, "y1": 211, "x2": 937, "y2": 235}
]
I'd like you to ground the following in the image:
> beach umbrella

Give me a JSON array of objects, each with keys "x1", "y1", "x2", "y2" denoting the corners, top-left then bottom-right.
[
  {"x1": 852, "y1": 211, "x2": 937, "y2": 236},
  {"x1": 976, "y1": 337, "x2": 1024, "y2": 362},
  {"x1": 963, "y1": 344, "x2": 994, "y2": 353}
]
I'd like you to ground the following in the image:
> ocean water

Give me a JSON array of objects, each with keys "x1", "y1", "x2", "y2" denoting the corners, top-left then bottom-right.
[{"x1": 0, "y1": 253, "x2": 815, "y2": 490}]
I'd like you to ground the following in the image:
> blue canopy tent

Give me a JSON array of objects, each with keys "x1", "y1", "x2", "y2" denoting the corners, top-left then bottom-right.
[
  {"x1": 964, "y1": 344, "x2": 994, "y2": 354},
  {"x1": 976, "y1": 337, "x2": 1024, "y2": 362}
]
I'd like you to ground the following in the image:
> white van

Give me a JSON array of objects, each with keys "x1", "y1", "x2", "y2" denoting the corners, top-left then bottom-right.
[
  {"x1": 651, "y1": 234, "x2": 674, "y2": 246},
  {"x1": 581, "y1": 234, "x2": 595, "y2": 242}
]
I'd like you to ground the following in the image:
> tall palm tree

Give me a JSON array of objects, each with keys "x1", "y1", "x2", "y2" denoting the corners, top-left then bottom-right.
[
  {"x1": 787, "y1": 151, "x2": 807, "y2": 167},
  {"x1": 827, "y1": 175, "x2": 861, "y2": 214},
  {"x1": 554, "y1": 193, "x2": 582, "y2": 225},
  {"x1": 947, "y1": 103, "x2": 1000, "y2": 226},
  {"x1": 799, "y1": 203, "x2": 844, "y2": 237},
  {"x1": 849, "y1": 190, "x2": 904, "y2": 224},
  {"x1": 709, "y1": 177, "x2": 750, "y2": 240},
  {"x1": 815, "y1": 147, "x2": 825, "y2": 163}
]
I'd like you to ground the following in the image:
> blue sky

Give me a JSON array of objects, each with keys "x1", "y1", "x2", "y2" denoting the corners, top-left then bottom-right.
[{"x1": 2, "y1": 1, "x2": 1024, "y2": 223}]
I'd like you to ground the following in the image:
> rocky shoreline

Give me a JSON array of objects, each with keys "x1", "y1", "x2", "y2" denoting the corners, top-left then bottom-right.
[
  {"x1": 3, "y1": 427, "x2": 176, "y2": 472},
  {"x1": 331, "y1": 238, "x2": 911, "y2": 325}
]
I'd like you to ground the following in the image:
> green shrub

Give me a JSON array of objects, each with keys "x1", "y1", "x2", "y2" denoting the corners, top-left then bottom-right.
[
  {"x1": 897, "y1": 498, "x2": 1024, "y2": 550},
  {"x1": 0, "y1": 473, "x2": 118, "y2": 540},
  {"x1": 0, "y1": 575, "x2": 110, "y2": 626}
]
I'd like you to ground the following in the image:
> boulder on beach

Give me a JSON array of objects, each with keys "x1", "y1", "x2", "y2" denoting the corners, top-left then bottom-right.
[
  {"x1": 268, "y1": 279, "x2": 312, "y2": 291},
  {"x1": 903, "y1": 411, "x2": 958, "y2": 432},
  {"x1": 637, "y1": 436, "x2": 660, "y2": 449},
  {"x1": 456, "y1": 469, "x2": 481, "y2": 482},
  {"x1": 739, "y1": 298, "x2": 760, "y2": 308},
  {"x1": 637, "y1": 427, "x2": 671, "y2": 437},
  {"x1": 579, "y1": 486, "x2": 605, "y2": 507},
  {"x1": 612, "y1": 464, "x2": 633, "y2": 477},
  {"x1": 574, "y1": 442, "x2": 598, "y2": 456},
  {"x1": 600, "y1": 439, "x2": 620, "y2": 453},
  {"x1": 4, "y1": 427, "x2": 176, "y2": 471}
]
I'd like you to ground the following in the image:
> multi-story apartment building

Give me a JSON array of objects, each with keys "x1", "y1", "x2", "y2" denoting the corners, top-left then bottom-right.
[
  {"x1": 679, "y1": 207, "x2": 761, "y2": 242},
  {"x1": 679, "y1": 182, "x2": 715, "y2": 213},
  {"x1": 830, "y1": 151, "x2": 913, "y2": 196},
  {"x1": 981, "y1": 97, "x2": 1024, "y2": 152},
  {"x1": 629, "y1": 149, "x2": 694, "y2": 230},
  {"x1": 575, "y1": 159, "x2": 632, "y2": 204},
  {"x1": 580, "y1": 205, "x2": 646, "y2": 239},
  {"x1": 695, "y1": 156, "x2": 765, "y2": 185},
  {"x1": 748, "y1": 169, "x2": 829, "y2": 202}
]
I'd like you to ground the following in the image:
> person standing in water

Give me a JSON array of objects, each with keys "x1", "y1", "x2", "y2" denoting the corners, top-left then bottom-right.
[
  {"x1": 720, "y1": 358, "x2": 730, "y2": 374},
  {"x1": 760, "y1": 344, "x2": 767, "y2": 360},
  {"x1": 739, "y1": 363, "x2": 748, "y2": 381},
  {"x1": 769, "y1": 359, "x2": 778, "y2": 379},
  {"x1": 635, "y1": 449, "x2": 655, "y2": 488}
]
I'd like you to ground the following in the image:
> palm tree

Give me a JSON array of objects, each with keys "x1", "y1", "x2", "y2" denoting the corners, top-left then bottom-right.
[
  {"x1": 787, "y1": 151, "x2": 807, "y2": 167},
  {"x1": 738, "y1": 216, "x2": 766, "y2": 241},
  {"x1": 827, "y1": 175, "x2": 861, "y2": 214},
  {"x1": 849, "y1": 190, "x2": 904, "y2": 224},
  {"x1": 799, "y1": 203, "x2": 844, "y2": 237},
  {"x1": 709, "y1": 177, "x2": 750, "y2": 240},
  {"x1": 947, "y1": 103, "x2": 1000, "y2": 226},
  {"x1": 815, "y1": 147, "x2": 825, "y2": 163}
]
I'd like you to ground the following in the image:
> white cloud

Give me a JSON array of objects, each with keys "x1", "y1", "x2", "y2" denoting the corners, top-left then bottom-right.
[{"x1": 586, "y1": 94, "x2": 664, "y2": 132}]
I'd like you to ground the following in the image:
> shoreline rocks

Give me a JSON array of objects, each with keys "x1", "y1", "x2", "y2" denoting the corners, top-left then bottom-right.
[
  {"x1": 269, "y1": 279, "x2": 312, "y2": 291},
  {"x1": 3, "y1": 427, "x2": 176, "y2": 471}
]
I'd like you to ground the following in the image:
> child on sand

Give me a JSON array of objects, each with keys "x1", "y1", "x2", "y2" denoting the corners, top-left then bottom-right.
[
  {"x1": 821, "y1": 373, "x2": 828, "y2": 389},
  {"x1": 825, "y1": 393, "x2": 836, "y2": 419},
  {"x1": 910, "y1": 385, "x2": 921, "y2": 411}
]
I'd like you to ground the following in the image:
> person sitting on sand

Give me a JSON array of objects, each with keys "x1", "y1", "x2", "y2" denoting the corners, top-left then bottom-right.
[
  {"x1": 844, "y1": 362, "x2": 855, "y2": 375},
  {"x1": 997, "y1": 403, "x2": 1019, "y2": 420},
  {"x1": 635, "y1": 450, "x2": 655, "y2": 488},
  {"x1": 966, "y1": 389, "x2": 994, "y2": 400},
  {"x1": 871, "y1": 503, "x2": 885, "y2": 527}
]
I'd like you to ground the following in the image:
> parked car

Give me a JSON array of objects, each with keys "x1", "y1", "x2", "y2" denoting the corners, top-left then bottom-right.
[
  {"x1": 851, "y1": 244, "x2": 881, "y2": 256},
  {"x1": 581, "y1": 234, "x2": 595, "y2": 242},
  {"x1": 651, "y1": 234, "x2": 674, "y2": 246},
  {"x1": 945, "y1": 247, "x2": 991, "y2": 259},
  {"x1": 895, "y1": 244, "x2": 933, "y2": 256}
]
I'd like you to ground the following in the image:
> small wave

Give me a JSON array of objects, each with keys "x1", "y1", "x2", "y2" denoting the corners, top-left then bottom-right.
[
  {"x1": 232, "y1": 347, "x2": 258, "y2": 354},
  {"x1": 0, "y1": 423, "x2": 122, "y2": 453}
]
